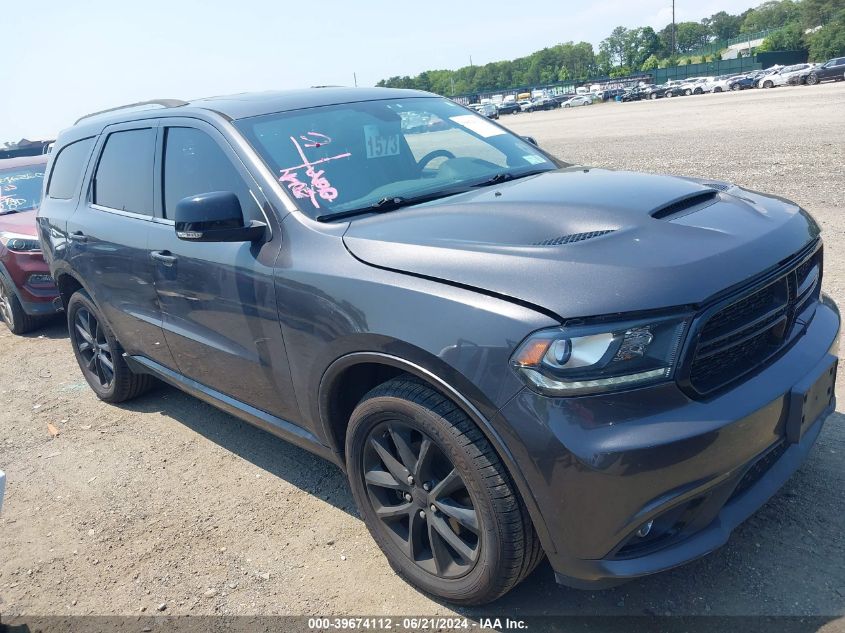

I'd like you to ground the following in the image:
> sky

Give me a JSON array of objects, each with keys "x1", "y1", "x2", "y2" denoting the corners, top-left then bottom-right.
[{"x1": 3, "y1": 0, "x2": 762, "y2": 141}]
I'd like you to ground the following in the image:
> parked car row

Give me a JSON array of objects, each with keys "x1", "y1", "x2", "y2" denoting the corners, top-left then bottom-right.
[
  {"x1": 468, "y1": 93, "x2": 595, "y2": 116},
  {"x1": 619, "y1": 56, "x2": 845, "y2": 103}
]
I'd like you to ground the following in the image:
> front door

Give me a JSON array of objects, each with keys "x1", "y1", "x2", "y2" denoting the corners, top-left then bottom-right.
[{"x1": 148, "y1": 121, "x2": 299, "y2": 422}]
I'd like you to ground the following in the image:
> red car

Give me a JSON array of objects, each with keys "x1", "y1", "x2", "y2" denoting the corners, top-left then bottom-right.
[{"x1": 0, "y1": 155, "x2": 60, "y2": 334}]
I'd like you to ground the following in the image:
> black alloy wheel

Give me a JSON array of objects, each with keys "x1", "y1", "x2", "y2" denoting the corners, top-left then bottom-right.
[
  {"x1": 363, "y1": 419, "x2": 481, "y2": 578},
  {"x1": 73, "y1": 306, "x2": 115, "y2": 390},
  {"x1": 806, "y1": 73, "x2": 819, "y2": 86},
  {"x1": 346, "y1": 379, "x2": 543, "y2": 604},
  {"x1": 66, "y1": 290, "x2": 155, "y2": 402}
]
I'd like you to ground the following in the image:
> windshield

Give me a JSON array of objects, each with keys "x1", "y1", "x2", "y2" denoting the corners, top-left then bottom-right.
[
  {"x1": 234, "y1": 96, "x2": 557, "y2": 219},
  {"x1": 0, "y1": 165, "x2": 45, "y2": 214}
]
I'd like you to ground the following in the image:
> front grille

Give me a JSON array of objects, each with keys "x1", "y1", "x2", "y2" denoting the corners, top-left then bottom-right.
[{"x1": 686, "y1": 244, "x2": 822, "y2": 396}]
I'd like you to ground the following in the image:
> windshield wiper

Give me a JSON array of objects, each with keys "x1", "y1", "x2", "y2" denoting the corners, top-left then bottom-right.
[
  {"x1": 471, "y1": 168, "x2": 553, "y2": 188},
  {"x1": 315, "y1": 188, "x2": 470, "y2": 222}
]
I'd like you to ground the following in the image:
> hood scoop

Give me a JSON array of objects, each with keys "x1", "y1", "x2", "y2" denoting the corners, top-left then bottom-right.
[
  {"x1": 533, "y1": 229, "x2": 615, "y2": 246},
  {"x1": 651, "y1": 190, "x2": 719, "y2": 220}
]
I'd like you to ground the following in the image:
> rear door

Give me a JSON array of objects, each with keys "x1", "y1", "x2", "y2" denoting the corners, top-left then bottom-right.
[
  {"x1": 147, "y1": 119, "x2": 299, "y2": 422},
  {"x1": 67, "y1": 122, "x2": 175, "y2": 368}
]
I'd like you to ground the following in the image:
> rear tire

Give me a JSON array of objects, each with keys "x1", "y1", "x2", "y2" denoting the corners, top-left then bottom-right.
[
  {"x1": 67, "y1": 290, "x2": 155, "y2": 403},
  {"x1": 763, "y1": 80, "x2": 773, "y2": 89},
  {"x1": 731, "y1": 84, "x2": 741, "y2": 91},
  {"x1": 346, "y1": 378, "x2": 543, "y2": 605},
  {"x1": 0, "y1": 277, "x2": 40, "y2": 335}
]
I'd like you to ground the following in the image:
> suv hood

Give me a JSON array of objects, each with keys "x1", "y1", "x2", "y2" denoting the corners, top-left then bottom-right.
[{"x1": 342, "y1": 168, "x2": 818, "y2": 319}]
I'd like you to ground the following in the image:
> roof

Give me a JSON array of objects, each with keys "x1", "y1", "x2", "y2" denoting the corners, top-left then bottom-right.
[
  {"x1": 69, "y1": 87, "x2": 438, "y2": 137},
  {"x1": 0, "y1": 154, "x2": 49, "y2": 170},
  {"x1": 189, "y1": 87, "x2": 436, "y2": 120}
]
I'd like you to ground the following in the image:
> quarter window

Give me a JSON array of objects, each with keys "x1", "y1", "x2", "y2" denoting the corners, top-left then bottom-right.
[
  {"x1": 47, "y1": 137, "x2": 95, "y2": 200},
  {"x1": 162, "y1": 127, "x2": 258, "y2": 220},
  {"x1": 93, "y1": 129, "x2": 155, "y2": 214}
]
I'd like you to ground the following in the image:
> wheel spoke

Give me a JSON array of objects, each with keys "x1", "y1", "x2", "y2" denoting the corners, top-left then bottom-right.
[
  {"x1": 99, "y1": 354, "x2": 114, "y2": 372},
  {"x1": 364, "y1": 468, "x2": 406, "y2": 491},
  {"x1": 375, "y1": 501, "x2": 412, "y2": 521},
  {"x1": 75, "y1": 322, "x2": 94, "y2": 345},
  {"x1": 435, "y1": 499, "x2": 479, "y2": 534},
  {"x1": 427, "y1": 519, "x2": 451, "y2": 574},
  {"x1": 86, "y1": 354, "x2": 97, "y2": 371},
  {"x1": 430, "y1": 514, "x2": 476, "y2": 564},
  {"x1": 370, "y1": 436, "x2": 410, "y2": 484},
  {"x1": 406, "y1": 508, "x2": 425, "y2": 561},
  {"x1": 388, "y1": 425, "x2": 417, "y2": 472},
  {"x1": 431, "y1": 468, "x2": 462, "y2": 500},
  {"x1": 414, "y1": 438, "x2": 433, "y2": 479}
]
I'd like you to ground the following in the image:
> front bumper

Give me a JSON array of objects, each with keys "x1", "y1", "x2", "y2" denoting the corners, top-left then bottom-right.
[
  {"x1": 494, "y1": 296, "x2": 840, "y2": 587},
  {"x1": 0, "y1": 255, "x2": 59, "y2": 316}
]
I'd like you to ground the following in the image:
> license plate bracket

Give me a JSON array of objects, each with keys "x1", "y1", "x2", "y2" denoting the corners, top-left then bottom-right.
[{"x1": 786, "y1": 357, "x2": 837, "y2": 444}]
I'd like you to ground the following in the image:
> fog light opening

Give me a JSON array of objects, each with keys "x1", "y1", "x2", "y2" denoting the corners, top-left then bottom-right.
[{"x1": 636, "y1": 520, "x2": 654, "y2": 538}]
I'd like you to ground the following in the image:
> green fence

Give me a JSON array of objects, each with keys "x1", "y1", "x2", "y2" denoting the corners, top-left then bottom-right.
[{"x1": 652, "y1": 57, "x2": 762, "y2": 82}]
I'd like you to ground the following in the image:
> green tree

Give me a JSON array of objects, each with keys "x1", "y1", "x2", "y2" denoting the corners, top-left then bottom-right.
[
  {"x1": 600, "y1": 26, "x2": 630, "y2": 67},
  {"x1": 703, "y1": 11, "x2": 744, "y2": 40},
  {"x1": 756, "y1": 22, "x2": 807, "y2": 50},
  {"x1": 801, "y1": 0, "x2": 845, "y2": 28},
  {"x1": 807, "y1": 10, "x2": 845, "y2": 58},
  {"x1": 741, "y1": 0, "x2": 801, "y2": 32},
  {"x1": 675, "y1": 22, "x2": 711, "y2": 53},
  {"x1": 641, "y1": 54, "x2": 660, "y2": 71}
]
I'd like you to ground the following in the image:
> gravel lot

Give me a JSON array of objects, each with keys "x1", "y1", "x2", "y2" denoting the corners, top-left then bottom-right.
[{"x1": 1, "y1": 83, "x2": 844, "y2": 625}]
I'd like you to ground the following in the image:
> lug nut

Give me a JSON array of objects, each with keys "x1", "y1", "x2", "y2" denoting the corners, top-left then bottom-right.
[
  {"x1": 430, "y1": 504, "x2": 437, "y2": 512},
  {"x1": 419, "y1": 510, "x2": 425, "y2": 518},
  {"x1": 407, "y1": 475, "x2": 414, "y2": 485},
  {"x1": 404, "y1": 493, "x2": 412, "y2": 502},
  {"x1": 422, "y1": 482, "x2": 431, "y2": 491}
]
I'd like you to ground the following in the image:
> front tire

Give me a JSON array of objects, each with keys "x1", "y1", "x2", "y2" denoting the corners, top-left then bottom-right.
[
  {"x1": 806, "y1": 73, "x2": 819, "y2": 86},
  {"x1": 346, "y1": 378, "x2": 543, "y2": 605},
  {"x1": 67, "y1": 290, "x2": 155, "y2": 403},
  {"x1": 763, "y1": 80, "x2": 773, "y2": 89}
]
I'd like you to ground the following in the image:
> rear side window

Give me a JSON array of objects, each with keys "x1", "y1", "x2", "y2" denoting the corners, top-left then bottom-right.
[
  {"x1": 47, "y1": 137, "x2": 95, "y2": 200},
  {"x1": 93, "y1": 129, "x2": 155, "y2": 214},
  {"x1": 162, "y1": 127, "x2": 258, "y2": 220}
]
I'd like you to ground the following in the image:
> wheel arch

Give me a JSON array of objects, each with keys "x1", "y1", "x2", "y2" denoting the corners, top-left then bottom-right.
[{"x1": 318, "y1": 351, "x2": 556, "y2": 554}]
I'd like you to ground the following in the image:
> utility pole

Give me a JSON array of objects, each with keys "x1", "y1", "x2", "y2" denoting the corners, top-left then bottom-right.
[
  {"x1": 469, "y1": 55, "x2": 473, "y2": 67},
  {"x1": 353, "y1": 72, "x2": 358, "y2": 87},
  {"x1": 671, "y1": 0, "x2": 676, "y2": 56}
]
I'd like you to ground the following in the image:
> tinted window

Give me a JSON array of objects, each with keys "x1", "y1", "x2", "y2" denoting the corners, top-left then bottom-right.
[
  {"x1": 93, "y1": 129, "x2": 155, "y2": 214},
  {"x1": 0, "y1": 165, "x2": 45, "y2": 213},
  {"x1": 162, "y1": 127, "x2": 258, "y2": 220},
  {"x1": 47, "y1": 137, "x2": 95, "y2": 200}
]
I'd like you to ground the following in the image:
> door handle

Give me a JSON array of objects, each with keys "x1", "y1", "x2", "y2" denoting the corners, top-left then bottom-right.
[
  {"x1": 150, "y1": 250, "x2": 177, "y2": 266},
  {"x1": 68, "y1": 231, "x2": 87, "y2": 243}
]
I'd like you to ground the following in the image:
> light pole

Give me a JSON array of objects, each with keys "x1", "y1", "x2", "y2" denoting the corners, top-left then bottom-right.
[{"x1": 671, "y1": 0, "x2": 676, "y2": 57}]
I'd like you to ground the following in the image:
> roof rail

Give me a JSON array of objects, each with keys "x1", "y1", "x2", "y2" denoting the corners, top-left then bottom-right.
[{"x1": 74, "y1": 99, "x2": 188, "y2": 124}]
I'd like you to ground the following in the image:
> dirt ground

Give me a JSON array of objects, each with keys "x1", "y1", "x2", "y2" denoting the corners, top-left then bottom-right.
[{"x1": 1, "y1": 82, "x2": 844, "y2": 624}]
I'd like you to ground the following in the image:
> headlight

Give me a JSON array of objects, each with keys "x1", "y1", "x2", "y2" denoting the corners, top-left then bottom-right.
[
  {"x1": 0, "y1": 232, "x2": 41, "y2": 253},
  {"x1": 511, "y1": 315, "x2": 689, "y2": 396}
]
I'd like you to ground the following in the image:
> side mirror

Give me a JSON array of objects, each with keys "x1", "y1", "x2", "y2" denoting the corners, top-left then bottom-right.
[
  {"x1": 522, "y1": 136, "x2": 539, "y2": 147},
  {"x1": 174, "y1": 191, "x2": 266, "y2": 243}
]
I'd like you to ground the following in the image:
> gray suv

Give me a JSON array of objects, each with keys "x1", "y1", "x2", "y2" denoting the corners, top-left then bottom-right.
[{"x1": 38, "y1": 88, "x2": 839, "y2": 604}]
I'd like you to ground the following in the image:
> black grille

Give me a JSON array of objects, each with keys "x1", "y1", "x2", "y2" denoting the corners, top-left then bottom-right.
[
  {"x1": 686, "y1": 245, "x2": 822, "y2": 395},
  {"x1": 534, "y1": 229, "x2": 614, "y2": 246}
]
